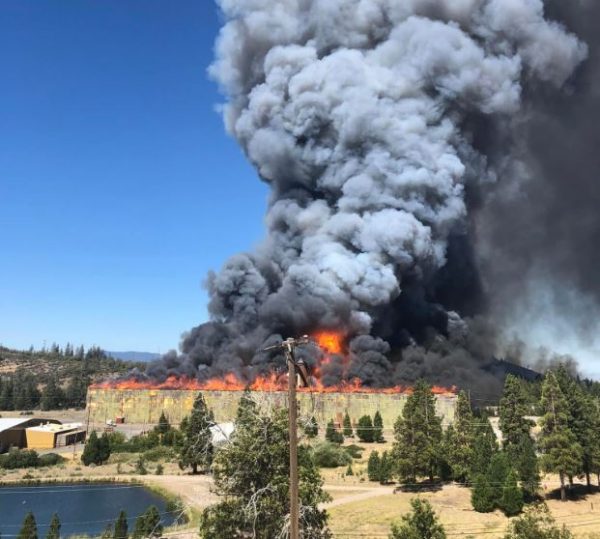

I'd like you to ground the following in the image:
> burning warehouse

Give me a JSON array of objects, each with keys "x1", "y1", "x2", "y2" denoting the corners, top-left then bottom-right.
[
  {"x1": 86, "y1": 382, "x2": 457, "y2": 429},
  {"x1": 88, "y1": 332, "x2": 457, "y2": 428}
]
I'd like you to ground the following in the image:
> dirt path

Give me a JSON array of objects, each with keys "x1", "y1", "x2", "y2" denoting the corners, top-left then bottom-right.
[
  {"x1": 142, "y1": 474, "x2": 217, "y2": 509},
  {"x1": 323, "y1": 484, "x2": 395, "y2": 508}
]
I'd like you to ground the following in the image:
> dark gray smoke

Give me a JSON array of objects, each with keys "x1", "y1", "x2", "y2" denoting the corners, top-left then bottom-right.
[{"x1": 146, "y1": 0, "x2": 600, "y2": 390}]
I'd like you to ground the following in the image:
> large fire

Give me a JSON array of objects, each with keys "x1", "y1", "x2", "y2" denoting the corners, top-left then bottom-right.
[{"x1": 90, "y1": 331, "x2": 455, "y2": 395}]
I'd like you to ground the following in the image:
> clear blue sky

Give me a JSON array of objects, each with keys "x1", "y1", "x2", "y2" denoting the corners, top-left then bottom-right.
[{"x1": 0, "y1": 1, "x2": 268, "y2": 353}]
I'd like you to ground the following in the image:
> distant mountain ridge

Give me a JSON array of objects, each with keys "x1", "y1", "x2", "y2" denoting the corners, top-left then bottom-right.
[{"x1": 107, "y1": 351, "x2": 161, "y2": 362}]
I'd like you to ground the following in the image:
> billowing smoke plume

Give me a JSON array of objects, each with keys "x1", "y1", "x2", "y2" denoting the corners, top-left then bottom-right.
[{"x1": 148, "y1": 0, "x2": 596, "y2": 390}]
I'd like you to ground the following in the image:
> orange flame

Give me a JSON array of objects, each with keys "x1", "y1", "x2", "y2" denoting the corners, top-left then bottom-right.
[
  {"x1": 88, "y1": 331, "x2": 455, "y2": 395},
  {"x1": 314, "y1": 331, "x2": 344, "y2": 355},
  {"x1": 90, "y1": 373, "x2": 455, "y2": 395}
]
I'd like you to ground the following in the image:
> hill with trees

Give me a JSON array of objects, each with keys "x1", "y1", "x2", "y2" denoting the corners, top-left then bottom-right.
[{"x1": 0, "y1": 344, "x2": 143, "y2": 410}]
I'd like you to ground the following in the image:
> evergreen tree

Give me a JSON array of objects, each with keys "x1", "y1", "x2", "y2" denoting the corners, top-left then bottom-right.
[
  {"x1": 538, "y1": 372, "x2": 582, "y2": 501},
  {"x1": 471, "y1": 474, "x2": 495, "y2": 513},
  {"x1": 554, "y1": 367, "x2": 600, "y2": 491},
  {"x1": 367, "y1": 451, "x2": 381, "y2": 482},
  {"x1": 132, "y1": 506, "x2": 162, "y2": 538},
  {"x1": 178, "y1": 393, "x2": 213, "y2": 474},
  {"x1": 469, "y1": 416, "x2": 498, "y2": 480},
  {"x1": 0, "y1": 379, "x2": 15, "y2": 410},
  {"x1": 345, "y1": 463, "x2": 353, "y2": 476},
  {"x1": 113, "y1": 510, "x2": 128, "y2": 539},
  {"x1": 443, "y1": 392, "x2": 475, "y2": 482},
  {"x1": 392, "y1": 380, "x2": 443, "y2": 483},
  {"x1": 499, "y1": 375, "x2": 535, "y2": 452},
  {"x1": 18, "y1": 512, "x2": 38, "y2": 539},
  {"x1": 499, "y1": 469, "x2": 524, "y2": 516},
  {"x1": 198, "y1": 407, "x2": 330, "y2": 538},
  {"x1": 373, "y1": 411, "x2": 384, "y2": 443},
  {"x1": 98, "y1": 432, "x2": 111, "y2": 464},
  {"x1": 389, "y1": 498, "x2": 446, "y2": 539},
  {"x1": 235, "y1": 388, "x2": 258, "y2": 426},
  {"x1": 45, "y1": 514, "x2": 60, "y2": 539},
  {"x1": 41, "y1": 376, "x2": 65, "y2": 410},
  {"x1": 304, "y1": 416, "x2": 319, "y2": 438},
  {"x1": 82, "y1": 431, "x2": 100, "y2": 466},
  {"x1": 356, "y1": 415, "x2": 374, "y2": 443},
  {"x1": 325, "y1": 419, "x2": 344, "y2": 444},
  {"x1": 515, "y1": 433, "x2": 540, "y2": 500},
  {"x1": 498, "y1": 376, "x2": 541, "y2": 499},
  {"x1": 101, "y1": 525, "x2": 113, "y2": 539},
  {"x1": 503, "y1": 503, "x2": 573, "y2": 539},
  {"x1": 342, "y1": 412, "x2": 353, "y2": 437},
  {"x1": 379, "y1": 450, "x2": 393, "y2": 484},
  {"x1": 488, "y1": 452, "x2": 510, "y2": 507},
  {"x1": 156, "y1": 412, "x2": 170, "y2": 434}
]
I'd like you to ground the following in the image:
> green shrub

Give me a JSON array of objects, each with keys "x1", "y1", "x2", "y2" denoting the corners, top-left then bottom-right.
[
  {"x1": 343, "y1": 444, "x2": 364, "y2": 459},
  {"x1": 356, "y1": 415, "x2": 374, "y2": 443},
  {"x1": 0, "y1": 448, "x2": 39, "y2": 469},
  {"x1": 39, "y1": 453, "x2": 64, "y2": 467},
  {"x1": 312, "y1": 442, "x2": 352, "y2": 468},
  {"x1": 142, "y1": 446, "x2": 176, "y2": 462}
]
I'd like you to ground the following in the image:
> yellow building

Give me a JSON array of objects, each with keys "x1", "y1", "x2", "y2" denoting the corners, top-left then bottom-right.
[{"x1": 25, "y1": 423, "x2": 86, "y2": 449}]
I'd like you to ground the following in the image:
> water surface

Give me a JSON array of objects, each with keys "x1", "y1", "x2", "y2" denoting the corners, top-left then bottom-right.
[{"x1": 0, "y1": 482, "x2": 177, "y2": 537}]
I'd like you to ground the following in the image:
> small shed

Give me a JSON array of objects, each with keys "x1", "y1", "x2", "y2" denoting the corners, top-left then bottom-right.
[
  {"x1": 26, "y1": 423, "x2": 86, "y2": 449},
  {"x1": 0, "y1": 418, "x2": 61, "y2": 452}
]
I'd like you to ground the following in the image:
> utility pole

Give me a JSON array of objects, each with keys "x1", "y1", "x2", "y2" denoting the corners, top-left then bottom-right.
[{"x1": 264, "y1": 336, "x2": 310, "y2": 539}]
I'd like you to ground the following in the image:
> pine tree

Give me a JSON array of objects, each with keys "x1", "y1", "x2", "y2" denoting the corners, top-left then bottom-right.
[
  {"x1": 488, "y1": 452, "x2": 510, "y2": 507},
  {"x1": 503, "y1": 503, "x2": 573, "y2": 539},
  {"x1": 178, "y1": 393, "x2": 213, "y2": 474},
  {"x1": 373, "y1": 411, "x2": 384, "y2": 443},
  {"x1": 155, "y1": 412, "x2": 170, "y2": 435},
  {"x1": 515, "y1": 433, "x2": 540, "y2": 500},
  {"x1": 235, "y1": 388, "x2": 258, "y2": 426},
  {"x1": 82, "y1": 431, "x2": 100, "y2": 466},
  {"x1": 379, "y1": 450, "x2": 393, "y2": 484},
  {"x1": 356, "y1": 415, "x2": 374, "y2": 443},
  {"x1": 444, "y1": 391, "x2": 475, "y2": 482},
  {"x1": 392, "y1": 380, "x2": 443, "y2": 483},
  {"x1": 389, "y1": 498, "x2": 446, "y2": 539},
  {"x1": 367, "y1": 451, "x2": 381, "y2": 482},
  {"x1": 346, "y1": 463, "x2": 354, "y2": 476},
  {"x1": 325, "y1": 419, "x2": 343, "y2": 444},
  {"x1": 0, "y1": 379, "x2": 15, "y2": 410},
  {"x1": 304, "y1": 416, "x2": 319, "y2": 438},
  {"x1": 342, "y1": 412, "x2": 353, "y2": 437},
  {"x1": 45, "y1": 514, "x2": 60, "y2": 539},
  {"x1": 98, "y1": 432, "x2": 111, "y2": 464},
  {"x1": 499, "y1": 469, "x2": 524, "y2": 516},
  {"x1": 113, "y1": 510, "x2": 128, "y2": 539},
  {"x1": 499, "y1": 376, "x2": 535, "y2": 451},
  {"x1": 469, "y1": 416, "x2": 498, "y2": 480},
  {"x1": 41, "y1": 376, "x2": 65, "y2": 410},
  {"x1": 18, "y1": 512, "x2": 38, "y2": 539},
  {"x1": 538, "y1": 372, "x2": 582, "y2": 501},
  {"x1": 553, "y1": 368, "x2": 599, "y2": 491},
  {"x1": 198, "y1": 407, "x2": 330, "y2": 538},
  {"x1": 133, "y1": 506, "x2": 161, "y2": 538},
  {"x1": 471, "y1": 474, "x2": 495, "y2": 513}
]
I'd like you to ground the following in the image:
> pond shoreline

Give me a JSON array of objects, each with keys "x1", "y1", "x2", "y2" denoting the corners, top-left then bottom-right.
[{"x1": 0, "y1": 476, "x2": 197, "y2": 536}]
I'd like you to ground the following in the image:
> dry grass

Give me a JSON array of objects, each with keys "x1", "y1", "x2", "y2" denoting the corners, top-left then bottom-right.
[{"x1": 324, "y1": 475, "x2": 600, "y2": 538}]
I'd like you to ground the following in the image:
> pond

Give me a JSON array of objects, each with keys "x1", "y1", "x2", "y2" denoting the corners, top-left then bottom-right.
[{"x1": 0, "y1": 482, "x2": 178, "y2": 537}]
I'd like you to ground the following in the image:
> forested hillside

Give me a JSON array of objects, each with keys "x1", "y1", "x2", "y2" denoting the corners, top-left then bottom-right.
[{"x1": 0, "y1": 345, "x2": 143, "y2": 410}]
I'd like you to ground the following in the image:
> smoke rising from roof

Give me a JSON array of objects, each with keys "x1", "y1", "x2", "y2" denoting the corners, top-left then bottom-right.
[{"x1": 147, "y1": 0, "x2": 599, "y2": 389}]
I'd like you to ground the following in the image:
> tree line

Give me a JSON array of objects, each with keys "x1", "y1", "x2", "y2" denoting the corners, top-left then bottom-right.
[{"x1": 15, "y1": 506, "x2": 165, "y2": 539}]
